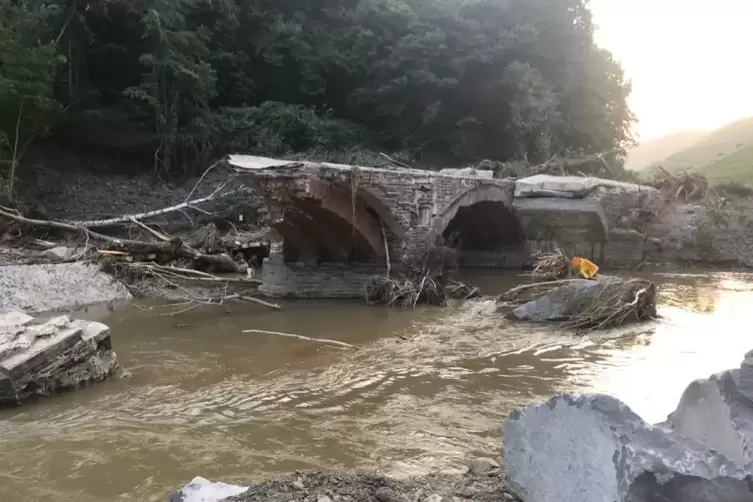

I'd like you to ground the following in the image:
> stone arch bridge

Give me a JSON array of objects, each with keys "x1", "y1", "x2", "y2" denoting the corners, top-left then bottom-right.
[{"x1": 230, "y1": 155, "x2": 652, "y2": 297}]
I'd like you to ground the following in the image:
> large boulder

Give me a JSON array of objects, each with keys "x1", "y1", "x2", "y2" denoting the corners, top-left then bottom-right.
[
  {"x1": 0, "y1": 312, "x2": 119, "y2": 405},
  {"x1": 507, "y1": 278, "x2": 611, "y2": 322},
  {"x1": 169, "y1": 476, "x2": 248, "y2": 502},
  {"x1": 504, "y1": 393, "x2": 753, "y2": 502},
  {"x1": 668, "y1": 350, "x2": 753, "y2": 472},
  {"x1": 507, "y1": 276, "x2": 656, "y2": 328}
]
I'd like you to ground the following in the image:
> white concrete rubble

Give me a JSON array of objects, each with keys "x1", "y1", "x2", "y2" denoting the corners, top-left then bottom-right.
[{"x1": 168, "y1": 476, "x2": 248, "y2": 502}]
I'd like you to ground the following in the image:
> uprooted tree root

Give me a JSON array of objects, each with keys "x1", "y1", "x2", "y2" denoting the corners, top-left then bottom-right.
[
  {"x1": 363, "y1": 239, "x2": 480, "y2": 307},
  {"x1": 531, "y1": 249, "x2": 573, "y2": 282}
]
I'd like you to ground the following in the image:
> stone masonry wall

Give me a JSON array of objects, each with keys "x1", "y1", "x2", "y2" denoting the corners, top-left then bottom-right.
[
  {"x1": 234, "y1": 158, "x2": 517, "y2": 259},
  {"x1": 260, "y1": 257, "x2": 384, "y2": 298},
  {"x1": 602, "y1": 229, "x2": 646, "y2": 268}
]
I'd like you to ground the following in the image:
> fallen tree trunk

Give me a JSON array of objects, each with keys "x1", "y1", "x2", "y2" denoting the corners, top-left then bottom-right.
[
  {"x1": 66, "y1": 178, "x2": 239, "y2": 228},
  {"x1": 0, "y1": 206, "x2": 243, "y2": 273}
]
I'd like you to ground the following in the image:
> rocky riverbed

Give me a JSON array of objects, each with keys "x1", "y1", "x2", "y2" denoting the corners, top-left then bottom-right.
[{"x1": 169, "y1": 350, "x2": 753, "y2": 502}]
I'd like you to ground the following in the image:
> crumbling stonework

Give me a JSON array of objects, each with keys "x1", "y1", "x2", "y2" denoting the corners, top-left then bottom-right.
[
  {"x1": 230, "y1": 155, "x2": 519, "y2": 259},
  {"x1": 261, "y1": 258, "x2": 384, "y2": 298},
  {"x1": 230, "y1": 157, "x2": 749, "y2": 298},
  {"x1": 0, "y1": 312, "x2": 119, "y2": 405}
]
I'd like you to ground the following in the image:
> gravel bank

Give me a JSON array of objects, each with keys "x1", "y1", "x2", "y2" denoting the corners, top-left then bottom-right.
[
  {"x1": 0, "y1": 262, "x2": 132, "y2": 313},
  {"x1": 190, "y1": 467, "x2": 520, "y2": 502}
]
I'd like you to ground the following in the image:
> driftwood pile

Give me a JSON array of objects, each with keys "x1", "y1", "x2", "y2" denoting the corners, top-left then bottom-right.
[
  {"x1": 500, "y1": 251, "x2": 658, "y2": 332},
  {"x1": 652, "y1": 166, "x2": 710, "y2": 202},
  {"x1": 0, "y1": 167, "x2": 275, "y2": 311},
  {"x1": 485, "y1": 152, "x2": 616, "y2": 179},
  {"x1": 363, "y1": 238, "x2": 480, "y2": 307},
  {"x1": 530, "y1": 249, "x2": 573, "y2": 282}
]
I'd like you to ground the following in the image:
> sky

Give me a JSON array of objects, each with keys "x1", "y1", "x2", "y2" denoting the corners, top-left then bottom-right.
[{"x1": 590, "y1": 0, "x2": 753, "y2": 141}]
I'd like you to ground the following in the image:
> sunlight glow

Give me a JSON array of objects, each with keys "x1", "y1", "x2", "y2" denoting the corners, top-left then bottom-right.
[{"x1": 591, "y1": 0, "x2": 753, "y2": 140}]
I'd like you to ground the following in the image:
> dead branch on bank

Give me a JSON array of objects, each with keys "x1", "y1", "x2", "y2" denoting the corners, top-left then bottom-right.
[
  {"x1": 120, "y1": 262, "x2": 275, "y2": 313},
  {"x1": 652, "y1": 167, "x2": 710, "y2": 202},
  {"x1": 120, "y1": 262, "x2": 260, "y2": 285},
  {"x1": 485, "y1": 151, "x2": 620, "y2": 179},
  {"x1": 242, "y1": 329, "x2": 357, "y2": 350},
  {"x1": 66, "y1": 166, "x2": 237, "y2": 228},
  {"x1": 363, "y1": 237, "x2": 480, "y2": 307},
  {"x1": 0, "y1": 206, "x2": 245, "y2": 273}
]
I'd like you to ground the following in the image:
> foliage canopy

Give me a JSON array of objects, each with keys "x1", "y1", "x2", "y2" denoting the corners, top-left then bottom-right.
[{"x1": 0, "y1": 0, "x2": 635, "y2": 179}]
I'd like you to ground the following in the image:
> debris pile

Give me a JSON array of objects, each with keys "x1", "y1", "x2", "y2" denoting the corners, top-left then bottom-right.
[
  {"x1": 0, "y1": 165, "x2": 274, "y2": 310},
  {"x1": 652, "y1": 167, "x2": 710, "y2": 201},
  {"x1": 530, "y1": 249, "x2": 573, "y2": 282},
  {"x1": 500, "y1": 251, "x2": 656, "y2": 331},
  {"x1": 363, "y1": 238, "x2": 480, "y2": 307}
]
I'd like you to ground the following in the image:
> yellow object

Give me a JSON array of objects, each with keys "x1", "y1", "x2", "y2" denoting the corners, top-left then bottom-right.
[{"x1": 571, "y1": 257, "x2": 599, "y2": 279}]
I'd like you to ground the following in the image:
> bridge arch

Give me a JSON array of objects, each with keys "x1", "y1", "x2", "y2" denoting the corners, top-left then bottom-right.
[
  {"x1": 273, "y1": 180, "x2": 394, "y2": 263},
  {"x1": 434, "y1": 184, "x2": 525, "y2": 251}
]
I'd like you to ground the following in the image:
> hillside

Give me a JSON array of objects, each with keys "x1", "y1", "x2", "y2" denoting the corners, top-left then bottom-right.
[
  {"x1": 701, "y1": 144, "x2": 753, "y2": 183},
  {"x1": 661, "y1": 116, "x2": 753, "y2": 182},
  {"x1": 625, "y1": 130, "x2": 706, "y2": 171}
]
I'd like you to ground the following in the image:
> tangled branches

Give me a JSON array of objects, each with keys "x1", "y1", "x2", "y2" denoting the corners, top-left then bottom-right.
[
  {"x1": 531, "y1": 249, "x2": 573, "y2": 282},
  {"x1": 503, "y1": 277, "x2": 658, "y2": 332},
  {"x1": 564, "y1": 278, "x2": 657, "y2": 331},
  {"x1": 363, "y1": 238, "x2": 480, "y2": 307},
  {"x1": 652, "y1": 167, "x2": 710, "y2": 202}
]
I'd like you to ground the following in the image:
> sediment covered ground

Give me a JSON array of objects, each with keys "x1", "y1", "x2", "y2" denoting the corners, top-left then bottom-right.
[{"x1": 178, "y1": 467, "x2": 520, "y2": 502}]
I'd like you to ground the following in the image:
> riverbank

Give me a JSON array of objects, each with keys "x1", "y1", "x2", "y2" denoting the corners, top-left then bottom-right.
[
  {"x1": 173, "y1": 465, "x2": 518, "y2": 502},
  {"x1": 2, "y1": 156, "x2": 753, "y2": 312}
]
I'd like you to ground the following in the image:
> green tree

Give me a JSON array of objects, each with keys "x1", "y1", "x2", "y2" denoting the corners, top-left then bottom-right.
[
  {"x1": 0, "y1": 1, "x2": 63, "y2": 197},
  {"x1": 1, "y1": 0, "x2": 636, "y2": 177},
  {"x1": 124, "y1": 0, "x2": 217, "y2": 173}
]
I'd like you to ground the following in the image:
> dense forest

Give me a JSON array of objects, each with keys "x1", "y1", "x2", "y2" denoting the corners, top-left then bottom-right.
[{"x1": 1, "y1": 0, "x2": 635, "y2": 190}]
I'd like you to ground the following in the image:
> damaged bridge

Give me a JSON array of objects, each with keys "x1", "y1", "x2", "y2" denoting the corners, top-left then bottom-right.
[{"x1": 230, "y1": 155, "x2": 658, "y2": 297}]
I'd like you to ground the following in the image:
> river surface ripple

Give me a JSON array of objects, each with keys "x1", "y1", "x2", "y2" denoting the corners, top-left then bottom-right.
[{"x1": 0, "y1": 270, "x2": 751, "y2": 501}]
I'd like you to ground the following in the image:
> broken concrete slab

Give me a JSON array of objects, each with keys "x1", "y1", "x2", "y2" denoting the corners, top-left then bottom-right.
[
  {"x1": 438, "y1": 167, "x2": 494, "y2": 179},
  {"x1": 0, "y1": 312, "x2": 119, "y2": 405},
  {"x1": 168, "y1": 476, "x2": 248, "y2": 502},
  {"x1": 668, "y1": 350, "x2": 753, "y2": 472},
  {"x1": 0, "y1": 262, "x2": 132, "y2": 313},
  {"x1": 514, "y1": 175, "x2": 656, "y2": 199},
  {"x1": 512, "y1": 197, "x2": 608, "y2": 243},
  {"x1": 504, "y1": 393, "x2": 753, "y2": 502},
  {"x1": 44, "y1": 246, "x2": 76, "y2": 262}
]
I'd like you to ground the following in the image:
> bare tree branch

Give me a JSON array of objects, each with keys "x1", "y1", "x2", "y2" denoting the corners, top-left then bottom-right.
[{"x1": 242, "y1": 329, "x2": 357, "y2": 349}]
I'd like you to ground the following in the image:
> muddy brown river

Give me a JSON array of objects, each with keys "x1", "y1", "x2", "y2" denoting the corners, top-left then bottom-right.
[{"x1": 0, "y1": 270, "x2": 752, "y2": 501}]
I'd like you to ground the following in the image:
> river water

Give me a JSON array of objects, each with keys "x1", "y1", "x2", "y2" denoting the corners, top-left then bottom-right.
[{"x1": 0, "y1": 270, "x2": 752, "y2": 501}]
